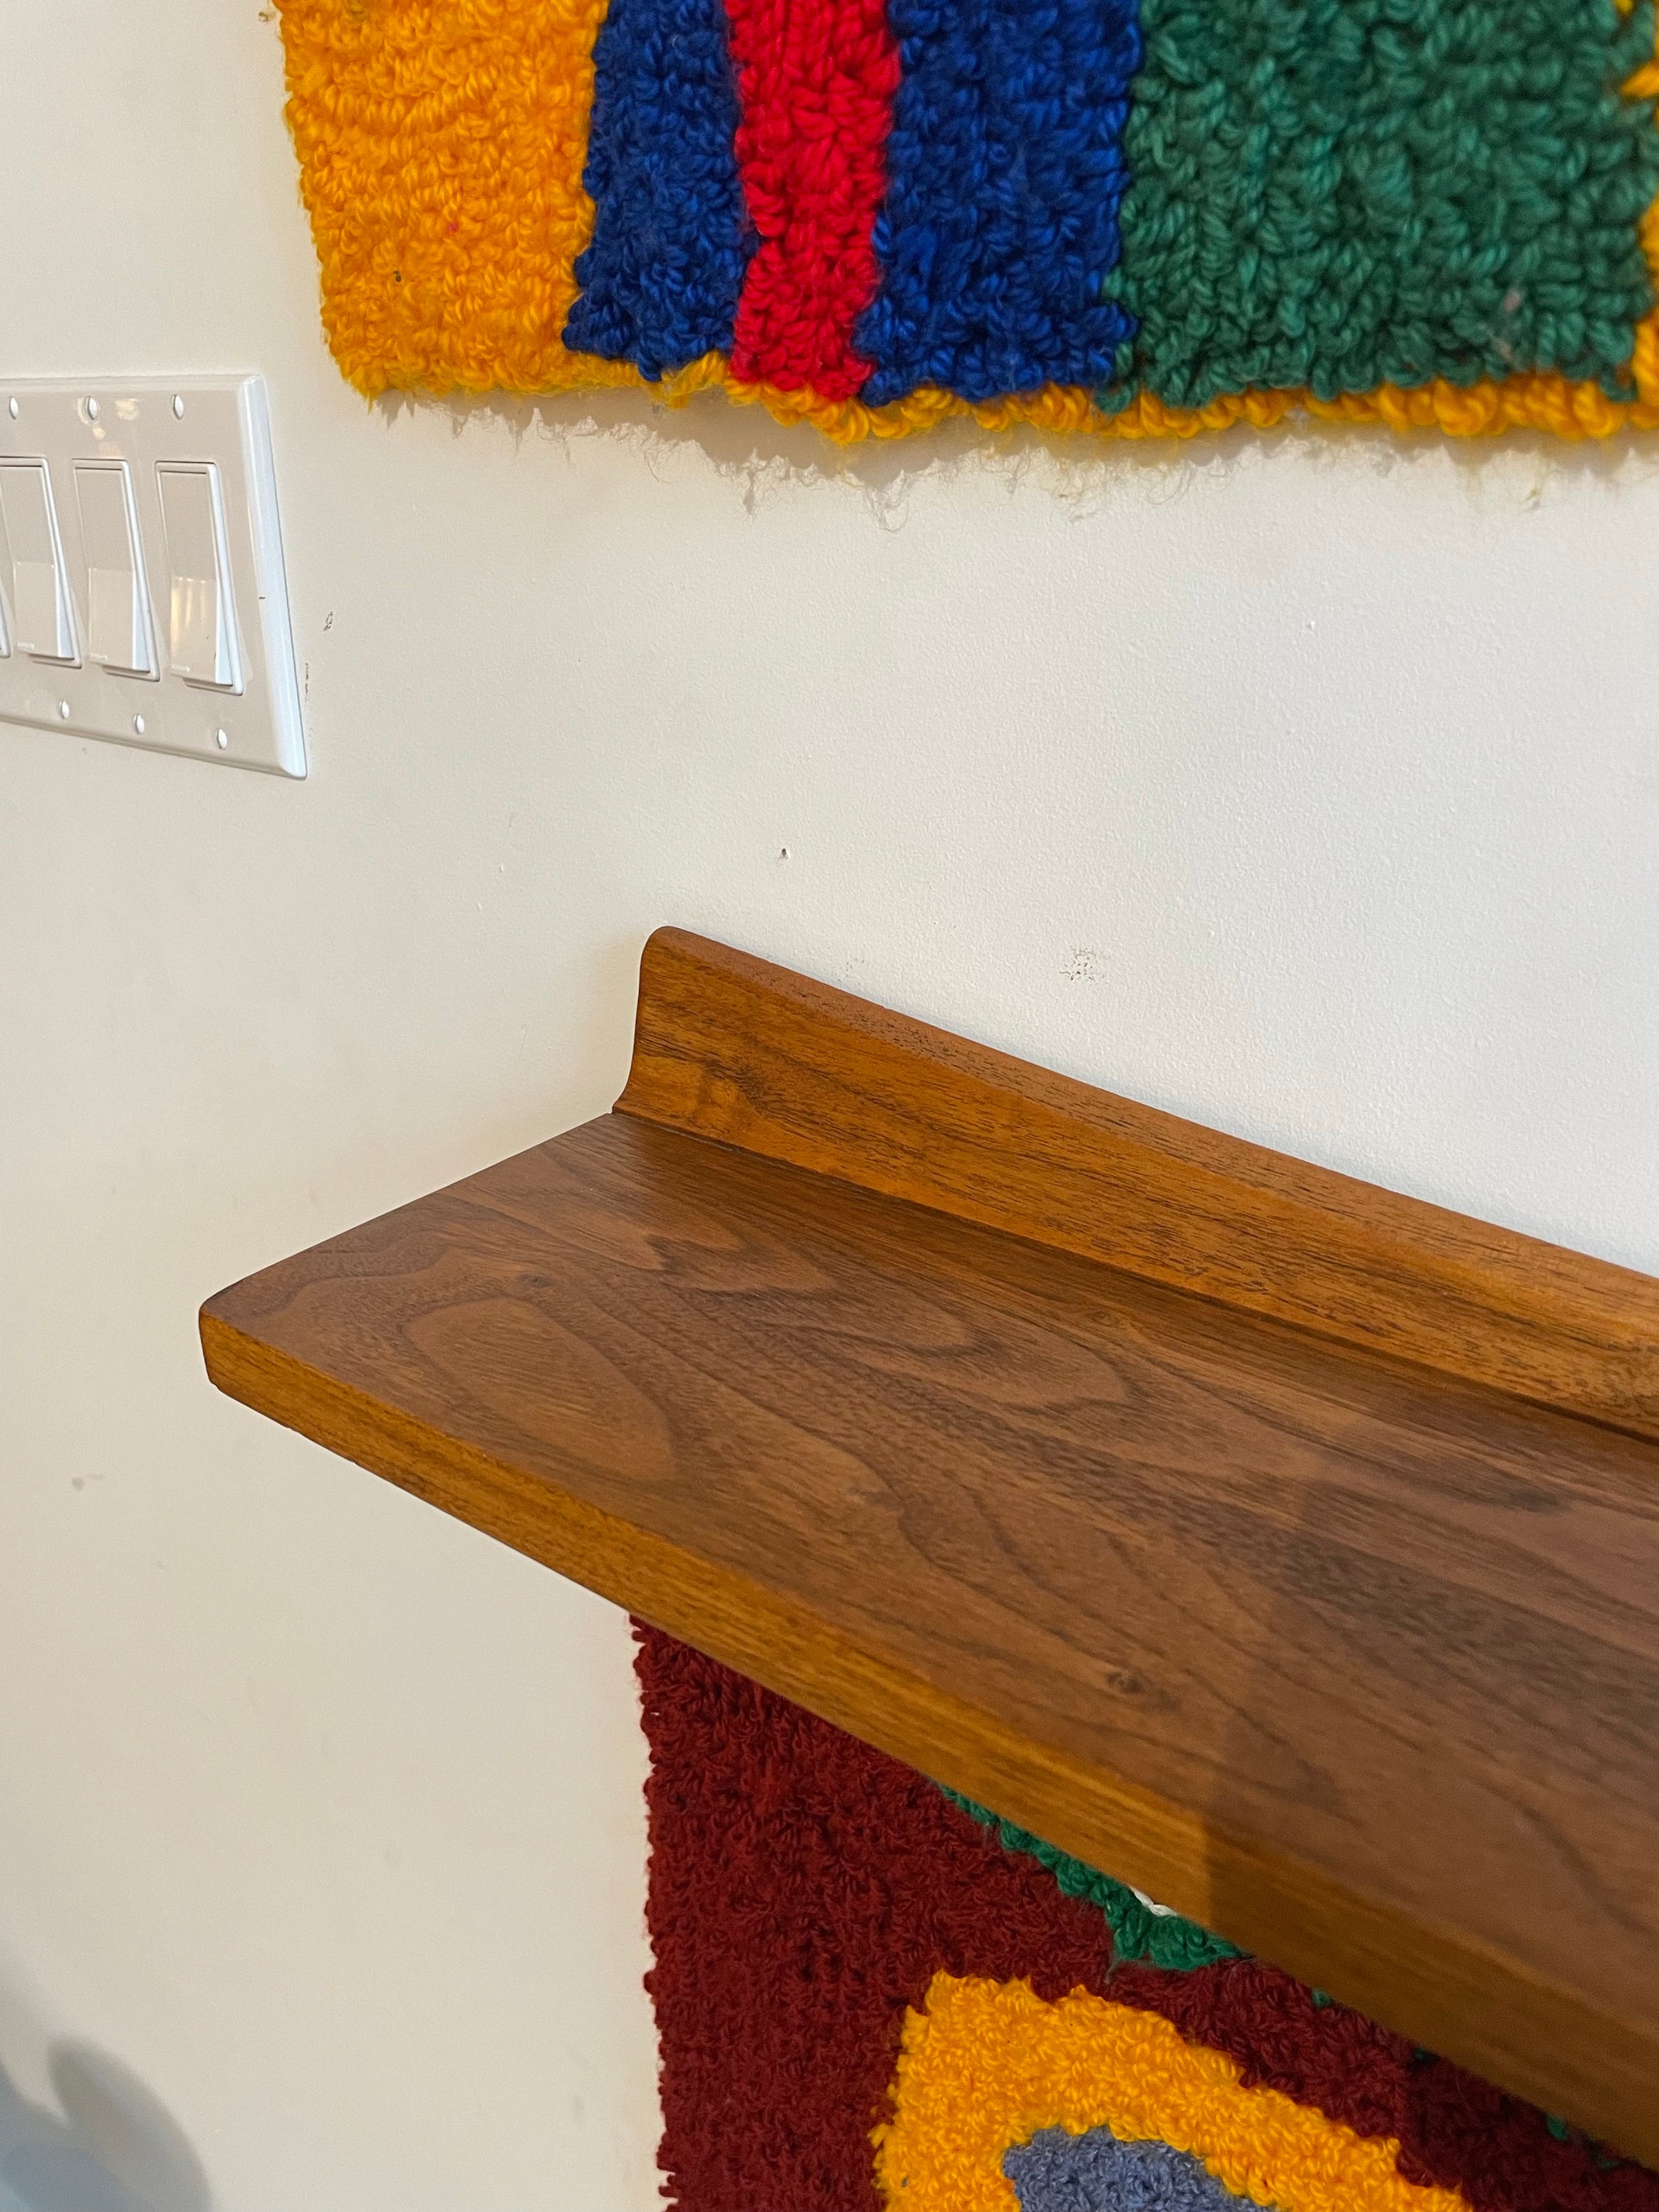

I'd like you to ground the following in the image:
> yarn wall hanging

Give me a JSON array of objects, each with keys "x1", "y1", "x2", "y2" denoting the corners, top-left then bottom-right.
[
  {"x1": 635, "y1": 1624, "x2": 1658, "y2": 2212},
  {"x1": 275, "y1": 0, "x2": 1659, "y2": 443}
]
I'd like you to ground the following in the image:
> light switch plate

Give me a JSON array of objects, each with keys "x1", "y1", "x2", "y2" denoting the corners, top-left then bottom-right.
[{"x1": 0, "y1": 377, "x2": 304, "y2": 776}]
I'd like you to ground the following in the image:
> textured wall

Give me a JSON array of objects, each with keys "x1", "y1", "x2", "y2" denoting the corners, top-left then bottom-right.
[{"x1": 2, "y1": 2, "x2": 1657, "y2": 2208}]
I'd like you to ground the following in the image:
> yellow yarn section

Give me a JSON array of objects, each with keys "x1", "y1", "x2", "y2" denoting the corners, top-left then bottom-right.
[
  {"x1": 645, "y1": 363, "x2": 1112, "y2": 442},
  {"x1": 651, "y1": 362, "x2": 1659, "y2": 443},
  {"x1": 275, "y1": 0, "x2": 641, "y2": 398},
  {"x1": 871, "y1": 1975, "x2": 1479, "y2": 2212},
  {"x1": 722, "y1": 379, "x2": 1112, "y2": 443}
]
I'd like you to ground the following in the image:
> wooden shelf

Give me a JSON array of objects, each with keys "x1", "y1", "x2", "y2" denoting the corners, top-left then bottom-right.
[{"x1": 202, "y1": 928, "x2": 1659, "y2": 2161}]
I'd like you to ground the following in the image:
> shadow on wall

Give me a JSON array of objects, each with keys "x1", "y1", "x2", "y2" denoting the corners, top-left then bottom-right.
[
  {"x1": 0, "y1": 2044, "x2": 211, "y2": 2212},
  {"x1": 382, "y1": 374, "x2": 1659, "y2": 525}
]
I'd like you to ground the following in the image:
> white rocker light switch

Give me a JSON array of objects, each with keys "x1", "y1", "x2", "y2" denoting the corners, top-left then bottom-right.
[
  {"x1": 0, "y1": 459, "x2": 78, "y2": 664},
  {"x1": 156, "y1": 460, "x2": 241, "y2": 692},
  {"x1": 74, "y1": 461, "x2": 156, "y2": 678},
  {"x1": 1, "y1": 377, "x2": 304, "y2": 774}
]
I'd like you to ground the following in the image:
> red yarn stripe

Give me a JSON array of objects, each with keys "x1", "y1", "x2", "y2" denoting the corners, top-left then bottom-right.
[
  {"x1": 635, "y1": 1625, "x2": 1658, "y2": 2212},
  {"x1": 722, "y1": 0, "x2": 898, "y2": 399}
]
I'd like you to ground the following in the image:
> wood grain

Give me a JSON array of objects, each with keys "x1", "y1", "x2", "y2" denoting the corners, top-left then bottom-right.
[
  {"x1": 203, "y1": 1109, "x2": 1659, "y2": 2161},
  {"x1": 618, "y1": 927, "x2": 1659, "y2": 1442}
]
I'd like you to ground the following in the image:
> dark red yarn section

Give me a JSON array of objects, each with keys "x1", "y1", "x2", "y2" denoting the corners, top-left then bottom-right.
[
  {"x1": 722, "y1": 0, "x2": 898, "y2": 397},
  {"x1": 636, "y1": 1626, "x2": 1657, "y2": 2212},
  {"x1": 635, "y1": 1623, "x2": 1112, "y2": 2211},
  {"x1": 1112, "y1": 1960, "x2": 1659, "y2": 2212}
]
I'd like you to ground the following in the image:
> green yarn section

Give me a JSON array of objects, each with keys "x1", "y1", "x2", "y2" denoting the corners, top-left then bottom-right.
[
  {"x1": 942, "y1": 1789, "x2": 1244, "y2": 1971},
  {"x1": 1102, "y1": 0, "x2": 1659, "y2": 409}
]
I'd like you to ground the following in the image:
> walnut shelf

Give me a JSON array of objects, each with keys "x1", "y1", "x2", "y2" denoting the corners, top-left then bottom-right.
[{"x1": 202, "y1": 928, "x2": 1659, "y2": 2161}]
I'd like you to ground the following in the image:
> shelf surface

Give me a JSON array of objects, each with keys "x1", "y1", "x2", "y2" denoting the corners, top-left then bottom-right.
[{"x1": 202, "y1": 931, "x2": 1659, "y2": 2161}]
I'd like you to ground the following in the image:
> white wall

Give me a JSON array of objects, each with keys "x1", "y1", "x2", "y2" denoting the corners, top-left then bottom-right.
[{"x1": 2, "y1": 2, "x2": 1658, "y2": 2209}]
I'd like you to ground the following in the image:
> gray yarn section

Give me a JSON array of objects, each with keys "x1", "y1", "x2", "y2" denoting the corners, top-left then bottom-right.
[{"x1": 1005, "y1": 2124, "x2": 1249, "y2": 2212}]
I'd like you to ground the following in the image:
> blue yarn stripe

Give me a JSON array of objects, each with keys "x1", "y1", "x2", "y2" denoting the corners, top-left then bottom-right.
[
  {"x1": 562, "y1": 0, "x2": 753, "y2": 381},
  {"x1": 854, "y1": 0, "x2": 1142, "y2": 406},
  {"x1": 1007, "y1": 2125, "x2": 1253, "y2": 2212}
]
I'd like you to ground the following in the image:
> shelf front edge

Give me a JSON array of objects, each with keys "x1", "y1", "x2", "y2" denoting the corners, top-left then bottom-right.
[{"x1": 200, "y1": 1299, "x2": 1659, "y2": 2166}]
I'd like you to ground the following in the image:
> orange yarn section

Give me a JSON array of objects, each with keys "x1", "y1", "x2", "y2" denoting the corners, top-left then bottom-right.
[
  {"x1": 275, "y1": 0, "x2": 641, "y2": 398},
  {"x1": 873, "y1": 1975, "x2": 1478, "y2": 2212}
]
